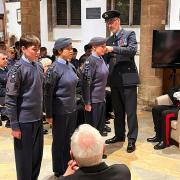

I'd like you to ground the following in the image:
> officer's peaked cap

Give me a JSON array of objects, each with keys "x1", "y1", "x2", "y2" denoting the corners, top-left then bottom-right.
[
  {"x1": 89, "y1": 37, "x2": 107, "y2": 46},
  {"x1": 102, "y1": 10, "x2": 120, "y2": 22},
  {"x1": 54, "y1": 38, "x2": 72, "y2": 50}
]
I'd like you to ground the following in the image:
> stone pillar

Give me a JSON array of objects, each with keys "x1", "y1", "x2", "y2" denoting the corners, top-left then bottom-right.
[
  {"x1": 20, "y1": 0, "x2": 40, "y2": 38},
  {"x1": 138, "y1": 0, "x2": 167, "y2": 110}
]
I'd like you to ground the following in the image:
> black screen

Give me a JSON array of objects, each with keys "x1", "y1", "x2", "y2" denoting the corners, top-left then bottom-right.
[{"x1": 152, "y1": 30, "x2": 180, "y2": 68}]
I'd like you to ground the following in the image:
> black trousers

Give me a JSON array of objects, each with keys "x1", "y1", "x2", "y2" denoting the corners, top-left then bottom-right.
[
  {"x1": 52, "y1": 111, "x2": 77, "y2": 174},
  {"x1": 14, "y1": 120, "x2": 43, "y2": 180},
  {"x1": 105, "y1": 90, "x2": 113, "y2": 117},
  {"x1": 111, "y1": 86, "x2": 138, "y2": 142},
  {"x1": 152, "y1": 105, "x2": 179, "y2": 144},
  {"x1": 85, "y1": 102, "x2": 106, "y2": 134}
]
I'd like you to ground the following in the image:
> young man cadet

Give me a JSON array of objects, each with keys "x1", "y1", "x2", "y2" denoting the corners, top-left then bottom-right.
[{"x1": 5, "y1": 34, "x2": 44, "y2": 180}]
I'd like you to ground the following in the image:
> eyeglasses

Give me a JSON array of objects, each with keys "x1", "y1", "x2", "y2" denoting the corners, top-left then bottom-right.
[{"x1": 106, "y1": 18, "x2": 118, "y2": 25}]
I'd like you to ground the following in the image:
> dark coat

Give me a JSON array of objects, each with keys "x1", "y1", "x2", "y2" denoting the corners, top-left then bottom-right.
[
  {"x1": 58, "y1": 162, "x2": 131, "y2": 180},
  {"x1": 104, "y1": 29, "x2": 139, "y2": 87}
]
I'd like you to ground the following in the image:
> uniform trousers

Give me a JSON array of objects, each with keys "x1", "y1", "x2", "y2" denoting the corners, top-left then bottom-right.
[
  {"x1": 111, "y1": 86, "x2": 138, "y2": 142},
  {"x1": 14, "y1": 120, "x2": 43, "y2": 180},
  {"x1": 85, "y1": 102, "x2": 106, "y2": 134},
  {"x1": 152, "y1": 105, "x2": 179, "y2": 145},
  {"x1": 52, "y1": 111, "x2": 76, "y2": 174}
]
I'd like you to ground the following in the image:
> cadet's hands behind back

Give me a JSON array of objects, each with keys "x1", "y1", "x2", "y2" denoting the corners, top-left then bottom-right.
[
  {"x1": 46, "y1": 118, "x2": 53, "y2": 125},
  {"x1": 85, "y1": 104, "x2": 92, "y2": 112},
  {"x1": 12, "y1": 130, "x2": 21, "y2": 139}
]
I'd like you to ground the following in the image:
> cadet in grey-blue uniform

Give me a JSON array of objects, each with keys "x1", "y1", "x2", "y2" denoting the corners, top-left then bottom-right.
[
  {"x1": 82, "y1": 37, "x2": 109, "y2": 135},
  {"x1": 5, "y1": 34, "x2": 44, "y2": 180},
  {"x1": 0, "y1": 51, "x2": 8, "y2": 126},
  {"x1": 44, "y1": 38, "x2": 78, "y2": 177}
]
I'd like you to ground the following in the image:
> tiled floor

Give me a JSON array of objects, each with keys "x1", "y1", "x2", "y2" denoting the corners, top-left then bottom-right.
[{"x1": 1, "y1": 110, "x2": 180, "y2": 180}]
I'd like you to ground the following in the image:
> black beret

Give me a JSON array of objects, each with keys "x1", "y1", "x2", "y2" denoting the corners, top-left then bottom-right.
[
  {"x1": 102, "y1": 10, "x2": 120, "y2": 22},
  {"x1": 89, "y1": 37, "x2": 107, "y2": 46},
  {"x1": 54, "y1": 38, "x2": 72, "y2": 50}
]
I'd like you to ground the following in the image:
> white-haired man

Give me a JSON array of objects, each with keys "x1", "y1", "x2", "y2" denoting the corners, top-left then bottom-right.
[{"x1": 59, "y1": 124, "x2": 131, "y2": 180}]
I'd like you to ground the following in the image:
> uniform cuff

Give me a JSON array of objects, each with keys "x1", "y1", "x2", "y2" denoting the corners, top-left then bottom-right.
[{"x1": 11, "y1": 122, "x2": 20, "y2": 130}]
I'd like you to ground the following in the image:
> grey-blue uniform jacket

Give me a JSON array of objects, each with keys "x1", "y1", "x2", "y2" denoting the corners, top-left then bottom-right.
[
  {"x1": 5, "y1": 57, "x2": 44, "y2": 130},
  {"x1": 104, "y1": 29, "x2": 139, "y2": 87},
  {"x1": 44, "y1": 59, "x2": 78, "y2": 118},
  {"x1": 82, "y1": 54, "x2": 109, "y2": 104},
  {"x1": 0, "y1": 67, "x2": 8, "y2": 104}
]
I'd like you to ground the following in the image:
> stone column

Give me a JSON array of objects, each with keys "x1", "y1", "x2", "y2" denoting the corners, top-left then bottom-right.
[
  {"x1": 138, "y1": 0, "x2": 167, "y2": 110},
  {"x1": 20, "y1": 0, "x2": 40, "y2": 38}
]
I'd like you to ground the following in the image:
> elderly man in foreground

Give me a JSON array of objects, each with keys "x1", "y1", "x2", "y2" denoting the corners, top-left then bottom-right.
[{"x1": 59, "y1": 124, "x2": 131, "y2": 180}]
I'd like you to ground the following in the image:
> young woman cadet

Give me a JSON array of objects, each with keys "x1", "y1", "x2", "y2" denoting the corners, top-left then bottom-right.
[
  {"x1": 44, "y1": 38, "x2": 78, "y2": 177},
  {"x1": 82, "y1": 37, "x2": 109, "y2": 135}
]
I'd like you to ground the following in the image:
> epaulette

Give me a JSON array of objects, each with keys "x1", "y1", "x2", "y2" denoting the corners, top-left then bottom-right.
[
  {"x1": 9, "y1": 62, "x2": 21, "y2": 72},
  {"x1": 8, "y1": 62, "x2": 22, "y2": 83},
  {"x1": 46, "y1": 63, "x2": 56, "y2": 83}
]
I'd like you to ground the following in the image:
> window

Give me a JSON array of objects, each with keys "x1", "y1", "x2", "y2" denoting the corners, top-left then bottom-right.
[
  {"x1": 0, "y1": 15, "x2": 4, "y2": 42},
  {"x1": 56, "y1": 0, "x2": 81, "y2": 26},
  {"x1": 7, "y1": 0, "x2": 20, "y2": 2},
  {"x1": 114, "y1": 0, "x2": 141, "y2": 25}
]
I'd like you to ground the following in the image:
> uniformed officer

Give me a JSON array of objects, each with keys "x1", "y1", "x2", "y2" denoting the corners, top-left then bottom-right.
[
  {"x1": 5, "y1": 34, "x2": 44, "y2": 180},
  {"x1": 82, "y1": 37, "x2": 109, "y2": 135},
  {"x1": 0, "y1": 51, "x2": 8, "y2": 126},
  {"x1": 102, "y1": 10, "x2": 139, "y2": 153},
  {"x1": 44, "y1": 38, "x2": 78, "y2": 177}
]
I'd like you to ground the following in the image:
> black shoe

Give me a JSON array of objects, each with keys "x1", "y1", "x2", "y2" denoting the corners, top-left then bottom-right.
[
  {"x1": 54, "y1": 172, "x2": 61, "y2": 177},
  {"x1": 154, "y1": 141, "x2": 167, "y2": 150},
  {"x1": 43, "y1": 129, "x2": 48, "y2": 135},
  {"x1": 102, "y1": 154, "x2": 107, "y2": 159},
  {"x1": 101, "y1": 131, "x2": 108, "y2": 137},
  {"x1": 105, "y1": 136, "x2": 125, "y2": 144},
  {"x1": 104, "y1": 125, "x2": 111, "y2": 132},
  {"x1": 105, "y1": 120, "x2": 110, "y2": 124},
  {"x1": 147, "y1": 136, "x2": 159, "y2": 142},
  {"x1": 1, "y1": 115, "x2": 9, "y2": 121},
  {"x1": 5, "y1": 120, "x2": 10, "y2": 128},
  {"x1": 107, "y1": 113, "x2": 115, "y2": 119},
  {"x1": 127, "y1": 142, "x2": 136, "y2": 153},
  {"x1": 0, "y1": 120, "x2": 2, "y2": 126}
]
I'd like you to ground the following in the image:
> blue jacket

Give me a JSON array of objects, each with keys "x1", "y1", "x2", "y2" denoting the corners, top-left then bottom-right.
[
  {"x1": 0, "y1": 67, "x2": 8, "y2": 105},
  {"x1": 82, "y1": 54, "x2": 109, "y2": 104},
  {"x1": 5, "y1": 58, "x2": 44, "y2": 130},
  {"x1": 44, "y1": 60, "x2": 78, "y2": 117},
  {"x1": 104, "y1": 29, "x2": 139, "y2": 87}
]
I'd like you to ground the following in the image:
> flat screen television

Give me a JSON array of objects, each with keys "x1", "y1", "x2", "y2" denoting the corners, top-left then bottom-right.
[{"x1": 152, "y1": 30, "x2": 180, "y2": 68}]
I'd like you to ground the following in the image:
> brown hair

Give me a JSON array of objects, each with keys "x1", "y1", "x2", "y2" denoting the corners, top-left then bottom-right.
[{"x1": 20, "y1": 33, "x2": 40, "y2": 48}]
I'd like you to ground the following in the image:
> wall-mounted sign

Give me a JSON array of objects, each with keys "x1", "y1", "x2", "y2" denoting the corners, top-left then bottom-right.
[{"x1": 86, "y1": 8, "x2": 101, "y2": 19}]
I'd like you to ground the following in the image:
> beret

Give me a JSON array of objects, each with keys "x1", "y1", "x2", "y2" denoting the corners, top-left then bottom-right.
[
  {"x1": 102, "y1": 10, "x2": 120, "y2": 22},
  {"x1": 89, "y1": 37, "x2": 107, "y2": 46},
  {"x1": 54, "y1": 38, "x2": 72, "y2": 50}
]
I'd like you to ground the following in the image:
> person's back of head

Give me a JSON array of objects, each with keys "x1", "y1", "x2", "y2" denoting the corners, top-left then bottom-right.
[
  {"x1": 40, "y1": 47, "x2": 47, "y2": 57},
  {"x1": 84, "y1": 44, "x2": 92, "y2": 56},
  {"x1": 71, "y1": 124, "x2": 104, "y2": 167},
  {"x1": 20, "y1": 34, "x2": 40, "y2": 49}
]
